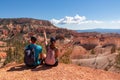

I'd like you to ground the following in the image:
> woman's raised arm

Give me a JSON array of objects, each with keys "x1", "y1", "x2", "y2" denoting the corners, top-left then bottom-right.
[{"x1": 43, "y1": 30, "x2": 48, "y2": 46}]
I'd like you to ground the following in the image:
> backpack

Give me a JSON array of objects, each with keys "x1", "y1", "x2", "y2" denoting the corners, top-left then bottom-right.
[{"x1": 24, "y1": 45, "x2": 36, "y2": 67}]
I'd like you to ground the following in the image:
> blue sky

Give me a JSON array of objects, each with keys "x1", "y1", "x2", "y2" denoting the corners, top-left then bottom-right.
[{"x1": 0, "y1": 0, "x2": 120, "y2": 30}]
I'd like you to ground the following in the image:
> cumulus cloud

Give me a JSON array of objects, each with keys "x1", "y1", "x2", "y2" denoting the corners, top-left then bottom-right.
[
  {"x1": 50, "y1": 14, "x2": 103, "y2": 25},
  {"x1": 111, "y1": 20, "x2": 120, "y2": 23},
  {"x1": 50, "y1": 15, "x2": 120, "y2": 30}
]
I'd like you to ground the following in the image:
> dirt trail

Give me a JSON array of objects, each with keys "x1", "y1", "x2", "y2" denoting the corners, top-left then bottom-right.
[{"x1": 0, "y1": 63, "x2": 120, "y2": 80}]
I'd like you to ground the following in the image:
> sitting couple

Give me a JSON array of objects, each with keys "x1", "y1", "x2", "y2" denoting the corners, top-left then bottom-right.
[{"x1": 24, "y1": 30, "x2": 59, "y2": 67}]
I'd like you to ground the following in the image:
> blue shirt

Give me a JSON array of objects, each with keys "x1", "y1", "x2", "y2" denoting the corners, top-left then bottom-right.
[{"x1": 25, "y1": 43, "x2": 42, "y2": 66}]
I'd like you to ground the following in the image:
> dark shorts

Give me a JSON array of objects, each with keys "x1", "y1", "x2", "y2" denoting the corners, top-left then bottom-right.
[{"x1": 25, "y1": 59, "x2": 43, "y2": 67}]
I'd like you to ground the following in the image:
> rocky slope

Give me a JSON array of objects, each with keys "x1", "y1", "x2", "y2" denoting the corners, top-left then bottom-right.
[
  {"x1": 0, "y1": 63, "x2": 120, "y2": 80},
  {"x1": 0, "y1": 18, "x2": 120, "y2": 74},
  {"x1": 0, "y1": 18, "x2": 76, "y2": 41}
]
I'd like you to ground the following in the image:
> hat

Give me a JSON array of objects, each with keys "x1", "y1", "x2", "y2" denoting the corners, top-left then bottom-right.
[{"x1": 50, "y1": 37, "x2": 56, "y2": 42}]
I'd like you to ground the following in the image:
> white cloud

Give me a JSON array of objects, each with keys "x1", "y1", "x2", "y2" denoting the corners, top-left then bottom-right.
[
  {"x1": 50, "y1": 14, "x2": 103, "y2": 25},
  {"x1": 50, "y1": 15, "x2": 120, "y2": 30},
  {"x1": 111, "y1": 20, "x2": 120, "y2": 23},
  {"x1": 56, "y1": 21, "x2": 120, "y2": 30}
]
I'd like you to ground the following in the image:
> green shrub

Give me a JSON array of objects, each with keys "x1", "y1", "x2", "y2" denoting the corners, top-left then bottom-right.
[
  {"x1": 4, "y1": 48, "x2": 13, "y2": 65},
  {"x1": 117, "y1": 47, "x2": 120, "y2": 51},
  {"x1": 91, "y1": 49, "x2": 95, "y2": 54},
  {"x1": 59, "y1": 47, "x2": 73, "y2": 64},
  {"x1": 4, "y1": 40, "x2": 28, "y2": 65},
  {"x1": 116, "y1": 51, "x2": 120, "y2": 65},
  {"x1": 111, "y1": 46, "x2": 116, "y2": 53}
]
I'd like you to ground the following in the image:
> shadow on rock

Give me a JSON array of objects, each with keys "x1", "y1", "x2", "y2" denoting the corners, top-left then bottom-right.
[
  {"x1": 7, "y1": 65, "x2": 30, "y2": 72},
  {"x1": 7, "y1": 64, "x2": 53, "y2": 72},
  {"x1": 31, "y1": 64, "x2": 53, "y2": 71}
]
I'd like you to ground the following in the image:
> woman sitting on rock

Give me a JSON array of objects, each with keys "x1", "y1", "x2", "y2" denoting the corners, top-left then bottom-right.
[{"x1": 43, "y1": 30, "x2": 59, "y2": 66}]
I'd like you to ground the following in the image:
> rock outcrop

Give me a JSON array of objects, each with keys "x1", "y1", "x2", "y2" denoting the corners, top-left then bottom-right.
[{"x1": 0, "y1": 63, "x2": 120, "y2": 80}]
